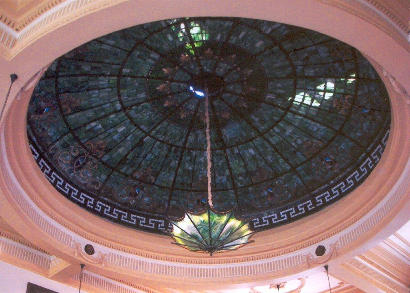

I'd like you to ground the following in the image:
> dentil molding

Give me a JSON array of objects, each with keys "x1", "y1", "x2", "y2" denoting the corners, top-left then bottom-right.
[{"x1": 0, "y1": 61, "x2": 408, "y2": 287}]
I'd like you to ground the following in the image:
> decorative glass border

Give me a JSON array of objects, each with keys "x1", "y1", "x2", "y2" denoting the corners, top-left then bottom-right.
[{"x1": 28, "y1": 124, "x2": 389, "y2": 233}]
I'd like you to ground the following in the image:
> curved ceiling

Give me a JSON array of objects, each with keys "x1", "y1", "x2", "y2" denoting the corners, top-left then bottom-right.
[{"x1": 27, "y1": 17, "x2": 390, "y2": 233}]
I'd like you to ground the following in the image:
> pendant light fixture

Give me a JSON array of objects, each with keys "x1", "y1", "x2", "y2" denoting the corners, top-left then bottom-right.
[
  {"x1": 324, "y1": 264, "x2": 332, "y2": 293},
  {"x1": 170, "y1": 87, "x2": 254, "y2": 255},
  {"x1": 0, "y1": 73, "x2": 18, "y2": 123},
  {"x1": 78, "y1": 263, "x2": 85, "y2": 293}
]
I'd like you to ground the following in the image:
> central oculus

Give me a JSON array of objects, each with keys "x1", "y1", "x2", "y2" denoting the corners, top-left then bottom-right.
[{"x1": 189, "y1": 74, "x2": 226, "y2": 99}]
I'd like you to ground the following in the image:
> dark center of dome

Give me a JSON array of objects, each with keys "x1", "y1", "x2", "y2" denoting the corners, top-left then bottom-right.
[{"x1": 190, "y1": 73, "x2": 225, "y2": 98}]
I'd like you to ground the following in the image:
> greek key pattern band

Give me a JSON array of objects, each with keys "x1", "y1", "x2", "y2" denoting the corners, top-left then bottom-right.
[
  {"x1": 29, "y1": 129, "x2": 389, "y2": 233},
  {"x1": 251, "y1": 129, "x2": 390, "y2": 229},
  {"x1": 29, "y1": 142, "x2": 170, "y2": 233}
]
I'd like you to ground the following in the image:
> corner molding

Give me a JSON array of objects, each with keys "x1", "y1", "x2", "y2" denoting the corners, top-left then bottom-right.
[
  {"x1": 0, "y1": 0, "x2": 127, "y2": 60},
  {"x1": 342, "y1": 257, "x2": 409, "y2": 293}
]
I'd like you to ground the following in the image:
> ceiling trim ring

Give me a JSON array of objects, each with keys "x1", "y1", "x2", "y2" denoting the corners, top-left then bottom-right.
[
  {"x1": 0, "y1": 60, "x2": 408, "y2": 286},
  {"x1": 0, "y1": 0, "x2": 409, "y2": 61}
]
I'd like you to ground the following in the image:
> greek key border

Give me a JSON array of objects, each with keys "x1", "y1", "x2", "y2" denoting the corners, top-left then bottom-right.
[
  {"x1": 28, "y1": 126, "x2": 389, "y2": 233},
  {"x1": 29, "y1": 141, "x2": 170, "y2": 233},
  {"x1": 252, "y1": 129, "x2": 390, "y2": 229}
]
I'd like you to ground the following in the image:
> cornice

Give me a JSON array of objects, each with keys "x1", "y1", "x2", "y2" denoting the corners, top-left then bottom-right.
[
  {"x1": 342, "y1": 257, "x2": 409, "y2": 293},
  {"x1": 0, "y1": 0, "x2": 409, "y2": 60},
  {"x1": 72, "y1": 271, "x2": 159, "y2": 293},
  {"x1": 332, "y1": 287, "x2": 363, "y2": 293},
  {"x1": 319, "y1": 0, "x2": 409, "y2": 44},
  {"x1": 0, "y1": 234, "x2": 52, "y2": 273},
  {"x1": 0, "y1": 1, "x2": 65, "y2": 31},
  {"x1": 365, "y1": 0, "x2": 409, "y2": 34},
  {"x1": 0, "y1": 0, "x2": 127, "y2": 60},
  {"x1": 383, "y1": 238, "x2": 410, "y2": 260},
  {"x1": 0, "y1": 60, "x2": 408, "y2": 289},
  {"x1": 2, "y1": 230, "x2": 369, "y2": 293},
  {"x1": 7, "y1": 222, "x2": 405, "y2": 293},
  {"x1": 0, "y1": 233, "x2": 157, "y2": 293},
  {"x1": 0, "y1": 229, "x2": 49, "y2": 255},
  {"x1": 358, "y1": 253, "x2": 409, "y2": 285},
  {"x1": 332, "y1": 285, "x2": 363, "y2": 293}
]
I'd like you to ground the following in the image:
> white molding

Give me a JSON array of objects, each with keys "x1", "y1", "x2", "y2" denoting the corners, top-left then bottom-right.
[
  {"x1": 0, "y1": 236, "x2": 51, "y2": 270},
  {"x1": 0, "y1": 0, "x2": 408, "y2": 53},
  {"x1": 0, "y1": 113, "x2": 408, "y2": 280},
  {"x1": 0, "y1": 0, "x2": 127, "y2": 51},
  {"x1": 357, "y1": 0, "x2": 409, "y2": 41}
]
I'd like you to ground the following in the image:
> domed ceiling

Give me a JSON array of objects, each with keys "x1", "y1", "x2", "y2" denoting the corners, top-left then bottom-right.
[{"x1": 27, "y1": 17, "x2": 390, "y2": 234}]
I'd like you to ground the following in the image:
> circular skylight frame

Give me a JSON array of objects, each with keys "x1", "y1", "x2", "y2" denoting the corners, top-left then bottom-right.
[{"x1": 26, "y1": 17, "x2": 391, "y2": 234}]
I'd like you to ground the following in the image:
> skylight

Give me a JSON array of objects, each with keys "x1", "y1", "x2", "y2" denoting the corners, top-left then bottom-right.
[
  {"x1": 340, "y1": 73, "x2": 356, "y2": 84},
  {"x1": 176, "y1": 21, "x2": 209, "y2": 54},
  {"x1": 290, "y1": 81, "x2": 336, "y2": 107}
]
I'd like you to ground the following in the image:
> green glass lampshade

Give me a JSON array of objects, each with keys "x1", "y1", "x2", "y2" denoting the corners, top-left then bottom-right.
[{"x1": 170, "y1": 208, "x2": 253, "y2": 255}]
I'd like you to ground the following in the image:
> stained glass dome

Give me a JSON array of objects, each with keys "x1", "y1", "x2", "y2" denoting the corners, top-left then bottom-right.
[{"x1": 27, "y1": 17, "x2": 390, "y2": 233}]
